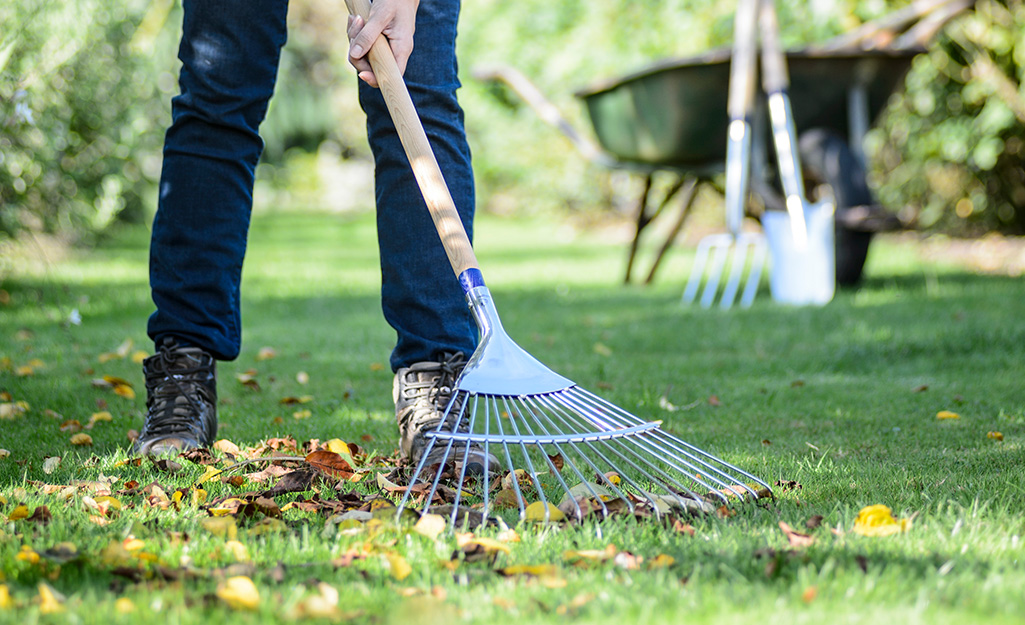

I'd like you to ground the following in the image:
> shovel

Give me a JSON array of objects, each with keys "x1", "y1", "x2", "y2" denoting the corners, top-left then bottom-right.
[{"x1": 758, "y1": 0, "x2": 836, "y2": 305}]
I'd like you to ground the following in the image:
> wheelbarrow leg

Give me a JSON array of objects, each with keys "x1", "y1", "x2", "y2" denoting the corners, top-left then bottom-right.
[{"x1": 644, "y1": 176, "x2": 700, "y2": 284}]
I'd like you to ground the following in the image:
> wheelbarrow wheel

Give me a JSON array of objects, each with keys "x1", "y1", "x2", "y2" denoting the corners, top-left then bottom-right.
[{"x1": 799, "y1": 128, "x2": 881, "y2": 287}]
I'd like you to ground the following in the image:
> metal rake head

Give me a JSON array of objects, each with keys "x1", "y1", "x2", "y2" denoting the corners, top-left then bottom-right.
[
  {"x1": 682, "y1": 232, "x2": 768, "y2": 309},
  {"x1": 396, "y1": 284, "x2": 772, "y2": 527}
]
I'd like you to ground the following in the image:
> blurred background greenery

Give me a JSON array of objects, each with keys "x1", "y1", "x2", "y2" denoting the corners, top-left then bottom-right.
[{"x1": 1, "y1": 0, "x2": 1023, "y2": 245}]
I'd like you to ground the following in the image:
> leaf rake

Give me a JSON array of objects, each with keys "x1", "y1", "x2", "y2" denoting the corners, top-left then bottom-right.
[{"x1": 346, "y1": 0, "x2": 771, "y2": 526}]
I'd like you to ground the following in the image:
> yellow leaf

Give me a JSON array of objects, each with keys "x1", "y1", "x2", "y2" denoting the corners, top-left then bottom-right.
[
  {"x1": 413, "y1": 514, "x2": 446, "y2": 540},
  {"x1": 648, "y1": 554, "x2": 676, "y2": 569},
  {"x1": 16, "y1": 546, "x2": 40, "y2": 564},
  {"x1": 94, "y1": 496, "x2": 123, "y2": 511},
  {"x1": 196, "y1": 465, "x2": 224, "y2": 484},
  {"x1": 296, "y1": 371, "x2": 310, "y2": 385},
  {"x1": 224, "y1": 540, "x2": 250, "y2": 562},
  {"x1": 201, "y1": 516, "x2": 238, "y2": 540},
  {"x1": 496, "y1": 529, "x2": 521, "y2": 543},
  {"x1": 8, "y1": 505, "x2": 30, "y2": 521},
  {"x1": 88, "y1": 411, "x2": 113, "y2": 426},
  {"x1": 256, "y1": 347, "x2": 277, "y2": 361},
  {"x1": 131, "y1": 351, "x2": 149, "y2": 364},
  {"x1": 0, "y1": 450, "x2": 9, "y2": 460},
  {"x1": 500, "y1": 564, "x2": 559, "y2": 577},
  {"x1": 216, "y1": 576, "x2": 260, "y2": 610},
  {"x1": 0, "y1": 402, "x2": 28, "y2": 419},
  {"x1": 192, "y1": 488, "x2": 208, "y2": 506},
  {"x1": 0, "y1": 584, "x2": 13, "y2": 609},
  {"x1": 369, "y1": 362, "x2": 385, "y2": 372},
  {"x1": 987, "y1": 431, "x2": 1004, "y2": 441},
  {"x1": 0, "y1": 492, "x2": 6, "y2": 503},
  {"x1": 16, "y1": 366, "x2": 35, "y2": 377},
  {"x1": 564, "y1": 545, "x2": 618, "y2": 562},
  {"x1": 936, "y1": 410, "x2": 960, "y2": 420},
  {"x1": 115, "y1": 597, "x2": 135, "y2": 613},
  {"x1": 852, "y1": 504, "x2": 913, "y2": 536},
  {"x1": 524, "y1": 501, "x2": 566, "y2": 522},
  {"x1": 122, "y1": 538, "x2": 145, "y2": 552},
  {"x1": 384, "y1": 552, "x2": 412, "y2": 581},
  {"x1": 113, "y1": 384, "x2": 136, "y2": 399},
  {"x1": 70, "y1": 433, "x2": 93, "y2": 446},
  {"x1": 37, "y1": 582, "x2": 64, "y2": 614},
  {"x1": 325, "y1": 439, "x2": 352, "y2": 456},
  {"x1": 292, "y1": 409, "x2": 312, "y2": 420},
  {"x1": 467, "y1": 537, "x2": 512, "y2": 554}
]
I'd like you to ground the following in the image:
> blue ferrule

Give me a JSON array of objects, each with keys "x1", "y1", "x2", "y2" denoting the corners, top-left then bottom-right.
[{"x1": 458, "y1": 268, "x2": 486, "y2": 294}]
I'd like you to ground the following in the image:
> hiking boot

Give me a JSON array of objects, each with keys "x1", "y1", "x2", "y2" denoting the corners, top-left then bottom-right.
[
  {"x1": 135, "y1": 338, "x2": 218, "y2": 455},
  {"x1": 394, "y1": 352, "x2": 495, "y2": 475}
]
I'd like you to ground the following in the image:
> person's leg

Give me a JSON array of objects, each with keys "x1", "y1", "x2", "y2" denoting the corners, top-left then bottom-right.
[
  {"x1": 360, "y1": 0, "x2": 477, "y2": 373},
  {"x1": 140, "y1": 0, "x2": 289, "y2": 454},
  {"x1": 148, "y1": 0, "x2": 289, "y2": 361}
]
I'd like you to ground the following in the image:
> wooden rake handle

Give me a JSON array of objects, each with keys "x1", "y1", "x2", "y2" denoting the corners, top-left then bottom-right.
[{"x1": 344, "y1": 0, "x2": 480, "y2": 279}]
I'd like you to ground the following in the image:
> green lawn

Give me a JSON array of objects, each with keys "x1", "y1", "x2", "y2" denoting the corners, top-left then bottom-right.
[{"x1": 1, "y1": 208, "x2": 1023, "y2": 624}]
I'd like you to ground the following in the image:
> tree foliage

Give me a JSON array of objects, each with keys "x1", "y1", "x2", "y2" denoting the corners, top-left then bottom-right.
[{"x1": 1, "y1": 0, "x2": 1022, "y2": 242}]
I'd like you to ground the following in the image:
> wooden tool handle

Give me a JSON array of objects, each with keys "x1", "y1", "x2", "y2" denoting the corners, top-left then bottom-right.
[
  {"x1": 727, "y1": 0, "x2": 761, "y2": 120},
  {"x1": 345, "y1": 0, "x2": 480, "y2": 278},
  {"x1": 758, "y1": 0, "x2": 789, "y2": 93}
]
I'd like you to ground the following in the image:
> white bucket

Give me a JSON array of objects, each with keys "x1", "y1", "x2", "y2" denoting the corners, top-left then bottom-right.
[{"x1": 761, "y1": 202, "x2": 836, "y2": 306}]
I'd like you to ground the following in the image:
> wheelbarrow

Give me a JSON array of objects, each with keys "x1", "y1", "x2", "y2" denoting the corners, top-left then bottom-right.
[{"x1": 474, "y1": 0, "x2": 974, "y2": 289}]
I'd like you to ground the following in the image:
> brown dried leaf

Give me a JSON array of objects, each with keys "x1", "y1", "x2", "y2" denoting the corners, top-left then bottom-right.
[
  {"x1": 779, "y1": 521, "x2": 816, "y2": 548},
  {"x1": 305, "y1": 450, "x2": 355, "y2": 480}
]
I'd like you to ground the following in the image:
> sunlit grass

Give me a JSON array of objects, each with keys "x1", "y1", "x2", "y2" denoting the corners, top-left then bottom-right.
[{"x1": 1, "y1": 209, "x2": 1023, "y2": 624}]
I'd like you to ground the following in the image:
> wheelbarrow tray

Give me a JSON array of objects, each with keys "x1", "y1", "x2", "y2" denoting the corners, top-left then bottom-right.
[{"x1": 575, "y1": 47, "x2": 923, "y2": 171}]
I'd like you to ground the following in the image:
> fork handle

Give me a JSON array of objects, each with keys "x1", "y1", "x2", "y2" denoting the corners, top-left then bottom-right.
[{"x1": 345, "y1": 0, "x2": 481, "y2": 281}]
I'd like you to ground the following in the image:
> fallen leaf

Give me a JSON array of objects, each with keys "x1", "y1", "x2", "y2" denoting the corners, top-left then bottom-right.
[
  {"x1": 524, "y1": 501, "x2": 566, "y2": 522},
  {"x1": 305, "y1": 450, "x2": 355, "y2": 479},
  {"x1": 802, "y1": 586, "x2": 818, "y2": 603},
  {"x1": 613, "y1": 551, "x2": 643, "y2": 569},
  {"x1": 500, "y1": 564, "x2": 559, "y2": 577},
  {"x1": 70, "y1": 433, "x2": 93, "y2": 446},
  {"x1": 280, "y1": 395, "x2": 314, "y2": 405},
  {"x1": 466, "y1": 537, "x2": 512, "y2": 555},
  {"x1": 87, "y1": 411, "x2": 113, "y2": 427},
  {"x1": 593, "y1": 342, "x2": 612, "y2": 357},
  {"x1": 852, "y1": 504, "x2": 913, "y2": 537},
  {"x1": 805, "y1": 515, "x2": 824, "y2": 529},
  {"x1": 779, "y1": 521, "x2": 816, "y2": 548},
  {"x1": 912, "y1": 384, "x2": 929, "y2": 393},
  {"x1": 936, "y1": 410, "x2": 960, "y2": 420},
  {"x1": 115, "y1": 597, "x2": 135, "y2": 613},
  {"x1": 413, "y1": 514, "x2": 446, "y2": 540},
  {"x1": 0, "y1": 584, "x2": 13, "y2": 609},
  {"x1": 0, "y1": 449, "x2": 10, "y2": 460},
  {"x1": 113, "y1": 384, "x2": 136, "y2": 399},
  {"x1": 201, "y1": 516, "x2": 239, "y2": 540},
  {"x1": 708, "y1": 395, "x2": 722, "y2": 406},
  {"x1": 42, "y1": 456, "x2": 62, "y2": 474},
  {"x1": 384, "y1": 552, "x2": 412, "y2": 581},
  {"x1": 224, "y1": 540, "x2": 250, "y2": 562},
  {"x1": 987, "y1": 431, "x2": 1004, "y2": 441},
  {"x1": 37, "y1": 582, "x2": 65, "y2": 614},
  {"x1": 8, "y1": 505, "x2": 31, "y2": 521},
  {"x1": 296, "y1": 371, "x2": 310, "y2": 385},
  {"x1": 292, "y1": 410, "x2": 312, "y2": 420},
  {"x1": 673, "y1": 520, "x2": 696, "y2": 536},
  {"x1": 216, "y1": 575, "x2": 260, "y2": 610},
  {"x1": 256, "y1": 347, "x2": 277, "y2": 361},
  {"x1": 648, "y1": 554, "x2": 675, "y2": 569}
]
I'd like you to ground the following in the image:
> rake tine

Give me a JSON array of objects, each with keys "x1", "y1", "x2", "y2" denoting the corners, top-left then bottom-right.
[
  {"x1": 555, "y1": 390, "x2": 726, "y2": 503},
  {"x1": 514, "y1": 397, "x2": 598, "y2": 520},
  {"x1": 399, "y1": 394, "x2": 462, "y2": 519},
  {"x1": 502, "y1": 397, "x2": 553, "y2": 523},
  {"x1": 479, "y1": 395, "x2": 490, "y2": 523},
  {"x1": 524, "y1": 395, "x2": 618, "y2": 516},
  {"x1": 564, "y1": 388, "x2": 762, "y2": 498},
  {"x1": 575, "y1": 387, "x2": 770, "y2": 493},
  {"x1": 446, "y1": 394, "x2": 482, "y2": 528},
  {"x1": 490, "y1": 395, "x2": 528, "y2": 522},
  {"x1": 539, "y1": 392, "x2": 669, "y2": 514}
]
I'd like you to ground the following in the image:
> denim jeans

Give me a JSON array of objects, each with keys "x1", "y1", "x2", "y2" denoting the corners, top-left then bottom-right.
[{"x1": 148, "y1": 0, "x2": 477, "y2": 371}]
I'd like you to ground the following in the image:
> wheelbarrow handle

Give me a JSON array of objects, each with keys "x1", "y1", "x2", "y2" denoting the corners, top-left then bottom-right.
[{"x1": 344, "y1": 0, "x2": 481, "y2": 280}]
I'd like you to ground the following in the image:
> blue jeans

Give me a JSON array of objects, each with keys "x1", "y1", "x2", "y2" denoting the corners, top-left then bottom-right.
[{"x1": 148, "y1": 0, "x2": 477, "y2": 371}]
